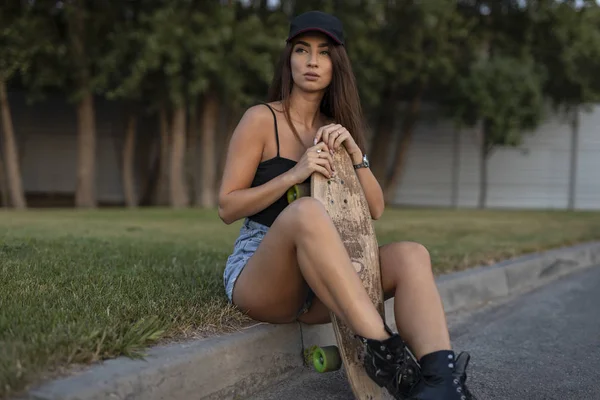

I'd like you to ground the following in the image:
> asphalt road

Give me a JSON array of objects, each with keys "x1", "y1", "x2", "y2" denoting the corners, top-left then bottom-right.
[{"x1": 248, "y1": 265, "x2": 600, "y2": 400}]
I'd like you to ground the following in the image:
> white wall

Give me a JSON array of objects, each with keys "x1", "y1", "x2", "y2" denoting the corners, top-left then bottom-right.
[
  {"x1": 394, "y1": 106, "x2": 458, "y2": 207},
  {"x1": 485, "y1": 112, "x2": 572, "y2": 209},
  {"x1": 394, "y1": 104, "x2": 600, "y2": 210},
  {"x1": 3, "y1": 93, "x2": 156, "y2": 204},
  {"x1": 576, "y1": 107, "x2": 600, "y2": 209},
  {"x1": 3, "y1": 92, "x2": 598, "y2": 209}
]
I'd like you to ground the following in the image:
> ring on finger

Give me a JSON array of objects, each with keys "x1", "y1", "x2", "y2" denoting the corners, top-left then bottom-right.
[{"x1": 316, "y1": 149, "x2": 322, "y2": 154}]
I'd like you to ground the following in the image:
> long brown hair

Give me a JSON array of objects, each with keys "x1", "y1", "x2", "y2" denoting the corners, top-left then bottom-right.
[{"x1": 267, "y1": 38, "x2": 369, "y2": 154}]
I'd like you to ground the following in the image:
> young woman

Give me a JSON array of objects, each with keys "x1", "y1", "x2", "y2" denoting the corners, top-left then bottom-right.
[{"x1": 219, "y1": 10, "x2": 476, "y2": 400}]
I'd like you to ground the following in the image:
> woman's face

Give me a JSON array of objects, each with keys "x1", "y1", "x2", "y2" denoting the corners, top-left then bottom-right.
[{"x1": 290, "y1": 33, "x2": 333, "y2": 93}]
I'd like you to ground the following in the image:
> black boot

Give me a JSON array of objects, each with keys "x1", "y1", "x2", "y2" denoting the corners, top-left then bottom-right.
[
  {"x1": 357, "y1": 325, "x2": 421, "y2": 399},
  {"x1": 406, "y1": 350, "x2": 477, "y2": 400}
]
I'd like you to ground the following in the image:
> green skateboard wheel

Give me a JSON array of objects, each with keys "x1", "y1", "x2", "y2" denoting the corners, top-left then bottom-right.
[
  {"x1": 286, "y1": 183, "x2": 310, "y2": 204},
  {"x1": 312, "y1": 345, "x2": 342, "y2": 373}
]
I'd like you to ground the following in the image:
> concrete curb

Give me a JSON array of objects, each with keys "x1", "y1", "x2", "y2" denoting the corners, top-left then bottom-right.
[{"x1": 26, "y1": 242, "x2": 600, "y2": 400}]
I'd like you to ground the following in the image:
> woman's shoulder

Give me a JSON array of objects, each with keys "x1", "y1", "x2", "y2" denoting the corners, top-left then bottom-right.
[
  {"x1": 232, "y1": 102, "x2": 281, "y2": 143},
  {"x1": 240, "y1": 102, "x2": 281, "y2": 126}
]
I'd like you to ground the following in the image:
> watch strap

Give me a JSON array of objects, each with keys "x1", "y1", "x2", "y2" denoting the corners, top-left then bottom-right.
[{"x1": 353, "y1": 154, "x2": 369, "y2": 170}]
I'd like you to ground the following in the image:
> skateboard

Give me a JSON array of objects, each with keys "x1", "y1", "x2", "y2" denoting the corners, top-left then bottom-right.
[{"x1": 287, "y1": 147, "x2": 387, "y2": 400}]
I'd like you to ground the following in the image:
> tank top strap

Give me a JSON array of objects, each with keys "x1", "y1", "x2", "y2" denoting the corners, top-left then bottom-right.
[{"x1": 260, "y1": 103, "x2": 280, "y2": 157}]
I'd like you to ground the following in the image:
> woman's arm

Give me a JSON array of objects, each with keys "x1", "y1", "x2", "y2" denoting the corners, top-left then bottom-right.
[
  {"x1": 350, "y1": 150, "x2": 385, "y2": 220},
  {"x1": 218, "y1": 106, "x2": 296, "y2": 225}
]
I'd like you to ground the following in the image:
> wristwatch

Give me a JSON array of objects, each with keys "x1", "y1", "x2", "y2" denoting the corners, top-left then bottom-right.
[{"x1": 353, "y1": 154, "x2": 370, "y2": 170}]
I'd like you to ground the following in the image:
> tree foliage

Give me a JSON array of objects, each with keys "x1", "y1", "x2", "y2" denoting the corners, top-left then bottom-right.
[
  {"x1": 104, "y1": 1, "x2": 287, "y2": 109},
  {"x1": 1, "y1": 0, "x2": 600, "y2": 208},
  {"x1": 446, "y1": 55, "x2": 545, "y2": 151},
  {"x1": 0, "y1": 2, "x2": 59, "y2": 91},
  {"x1": 531, "y1": 0, "x2": 600, "y2": 111}
]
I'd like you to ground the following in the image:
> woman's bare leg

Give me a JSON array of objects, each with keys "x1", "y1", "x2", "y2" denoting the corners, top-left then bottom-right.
[
  {"x1": 293, "y1": 239, "x2": 474, "y2": 399},
  {"x1": 299, "y1": 241, "x2": 451, "y2": 359},
  {"x1": 378, "y1": 241, "x2": 451, "y2": 360},
  {"x1": 232, "y1": 197, "x2": 389, "y2": 340}
]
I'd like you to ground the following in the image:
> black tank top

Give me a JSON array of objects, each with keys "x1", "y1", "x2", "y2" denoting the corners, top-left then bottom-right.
[{"x1": 248, "y1": 104, "x2": 309, "y2": 227}]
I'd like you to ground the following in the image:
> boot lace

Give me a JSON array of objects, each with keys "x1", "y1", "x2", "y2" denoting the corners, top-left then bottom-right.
[{"x1": 452, "y1": 370, "x2": 477, "y2": 400}]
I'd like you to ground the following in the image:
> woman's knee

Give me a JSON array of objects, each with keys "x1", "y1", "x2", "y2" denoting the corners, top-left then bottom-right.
[
  {"x1": 400, "y1": 241, "x2": 431, "y2": 263},
  {"x1": 277, "y1": 197, "x2": 330, "y2": 230},
  {"x1": 381, "y1": 242, "x2": 433, "y2": 296},
  {"x1": 383, "y1": 241, "x2": 433, "y2": 274}
]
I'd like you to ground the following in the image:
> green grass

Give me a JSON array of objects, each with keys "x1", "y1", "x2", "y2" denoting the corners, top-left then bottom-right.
[{"x1": 2, "y1": 207, "x2": 600, "y2": 398}]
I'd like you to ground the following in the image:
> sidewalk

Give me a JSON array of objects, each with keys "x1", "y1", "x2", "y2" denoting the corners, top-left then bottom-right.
[{"x1": 26, "y1": 242, "x2": 600, "y2": 400}]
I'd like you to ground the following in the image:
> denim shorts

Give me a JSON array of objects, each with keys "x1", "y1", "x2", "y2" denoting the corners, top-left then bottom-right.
[{"x1": 223, "y1": 218, "x2": 315, "y2": 318}]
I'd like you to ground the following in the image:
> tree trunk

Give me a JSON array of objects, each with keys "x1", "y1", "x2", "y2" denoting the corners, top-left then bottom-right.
[
  {"x1": 568, "y1": 107, "x2": 579, "y2": 210},
  {"x1": 74, "y1": 93, "x2": 97, "y2": 208},
  {"x1": 383, "y1": 84, "x2": 425, "y2": 204},
  {"x1": 369, "y1": 93, "x2": 397, "y2": 184},
  {"x1": 139, "y1": 132, "x2": 161, "y2": 206},
  {"x1": 479, "y1": 125, "x2": 489, "y2": 210},
  {"x1": 451, "y1": 128, "x2": 461, "y2": 208},
  {"x1": 200, "y1": 91, "x2": 218, "y2": 208},
  {"x1": 0, "y1": 79, "x2": 26, "y2": 209},
  {"x1": 155, "y1": 104, "x2": 170, "y2": 205},
  {"x1": 68, "y1": 3, "x2": 96, "y2": 208},
  {"x1": 187, "y1": 101, "x2": 199, "y2": 204},
  {"x1": 122, "y1": 113, "x2": 137, "y2": 208},
  {"x1": 0, "y1": 154, "x2": 8, "y2": 207},
  {"x1": 169, "y1": 104, "x2": 189, "y2": 208}
]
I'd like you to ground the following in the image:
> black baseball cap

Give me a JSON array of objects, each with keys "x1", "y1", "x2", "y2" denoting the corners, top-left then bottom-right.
[{"x1": 286, "y1": 11, "x2": 345, "y2": 46}]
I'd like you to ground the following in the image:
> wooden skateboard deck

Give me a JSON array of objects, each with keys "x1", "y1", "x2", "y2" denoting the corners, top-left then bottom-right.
[{"x1": 288, "y1": 147, "x2": 386, "y2": 400}]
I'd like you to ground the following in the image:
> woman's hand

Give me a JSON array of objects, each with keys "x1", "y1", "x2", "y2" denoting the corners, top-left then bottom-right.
[
  {"x1": 287, "y1": 142, "x2": 335, "y2": 184},
  {"x1": 313, "y1": 123, "x2": 362, "y2": 163}
]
